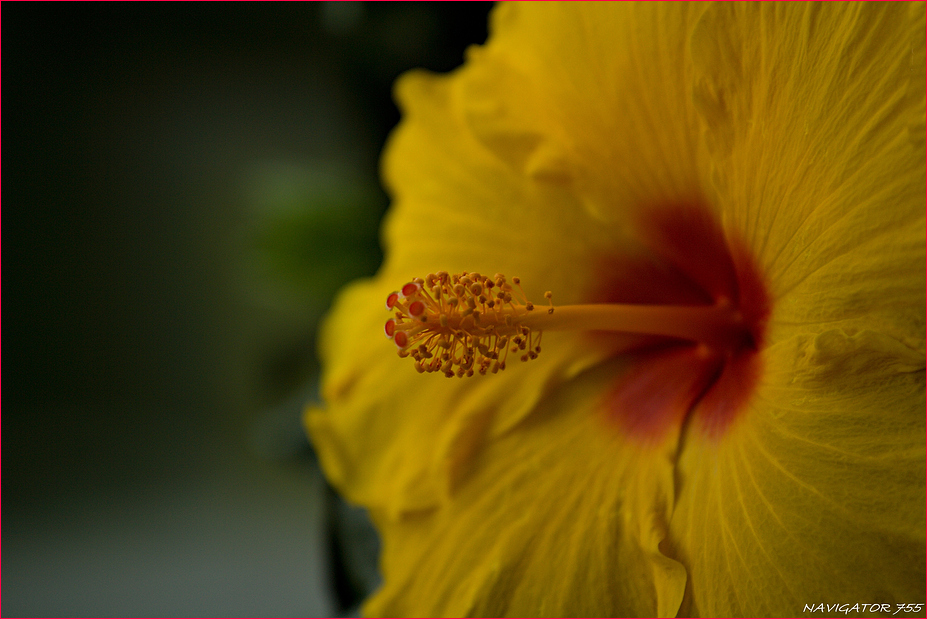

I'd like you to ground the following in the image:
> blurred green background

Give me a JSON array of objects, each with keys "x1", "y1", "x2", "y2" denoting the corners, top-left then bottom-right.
[{"x1": 3, "y1": 3, "x2": 492, "y2": 616}]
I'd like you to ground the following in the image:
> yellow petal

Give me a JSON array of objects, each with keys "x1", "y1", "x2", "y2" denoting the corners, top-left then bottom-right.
[
  {"x1": 672, "y1": 329, "x2": 925, "y2": 616},
  {"x1": 692, "y1": 2, "x2": 926, "y2": 346},
  {"x1": 382, "y1": 65, "x2": 632, "y2": 306},
  {"x1": 463, "y1": 2, "x2": 711, "y2": 221},
  {"x1": 671, "y1": 4, "x2": 926, "y2": 614},
  {"x1": 364, "y1": 361, "x2": 687, "y2": 617}
]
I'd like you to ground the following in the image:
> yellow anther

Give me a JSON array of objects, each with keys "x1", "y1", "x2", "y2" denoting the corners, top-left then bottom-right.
[
  {"x1": 544, "y1": 291, "x2": 554, "y2": 314},
  {"x1": 382, "y1": 271, "x2": 548, "y2": 377}
]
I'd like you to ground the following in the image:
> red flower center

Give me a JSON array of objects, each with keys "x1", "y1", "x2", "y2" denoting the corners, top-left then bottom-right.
[{"x1": 596, "y1": 205, "x2": 770, "y2": 441}]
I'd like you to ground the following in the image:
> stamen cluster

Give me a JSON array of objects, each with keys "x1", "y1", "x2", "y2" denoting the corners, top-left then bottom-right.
[{"x1": 383, "y1": 271, "x2": 548, "y2": 377}]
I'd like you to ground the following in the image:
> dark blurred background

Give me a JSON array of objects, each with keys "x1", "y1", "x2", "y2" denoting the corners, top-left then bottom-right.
[{"x1": 2, "y1": 3, "x2": 492, "y2": 616}]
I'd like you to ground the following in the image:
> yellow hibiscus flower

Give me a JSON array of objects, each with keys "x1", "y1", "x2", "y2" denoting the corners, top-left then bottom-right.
[{"x1": 306, "y1": 2, "x2": 926, "y2": 616}]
